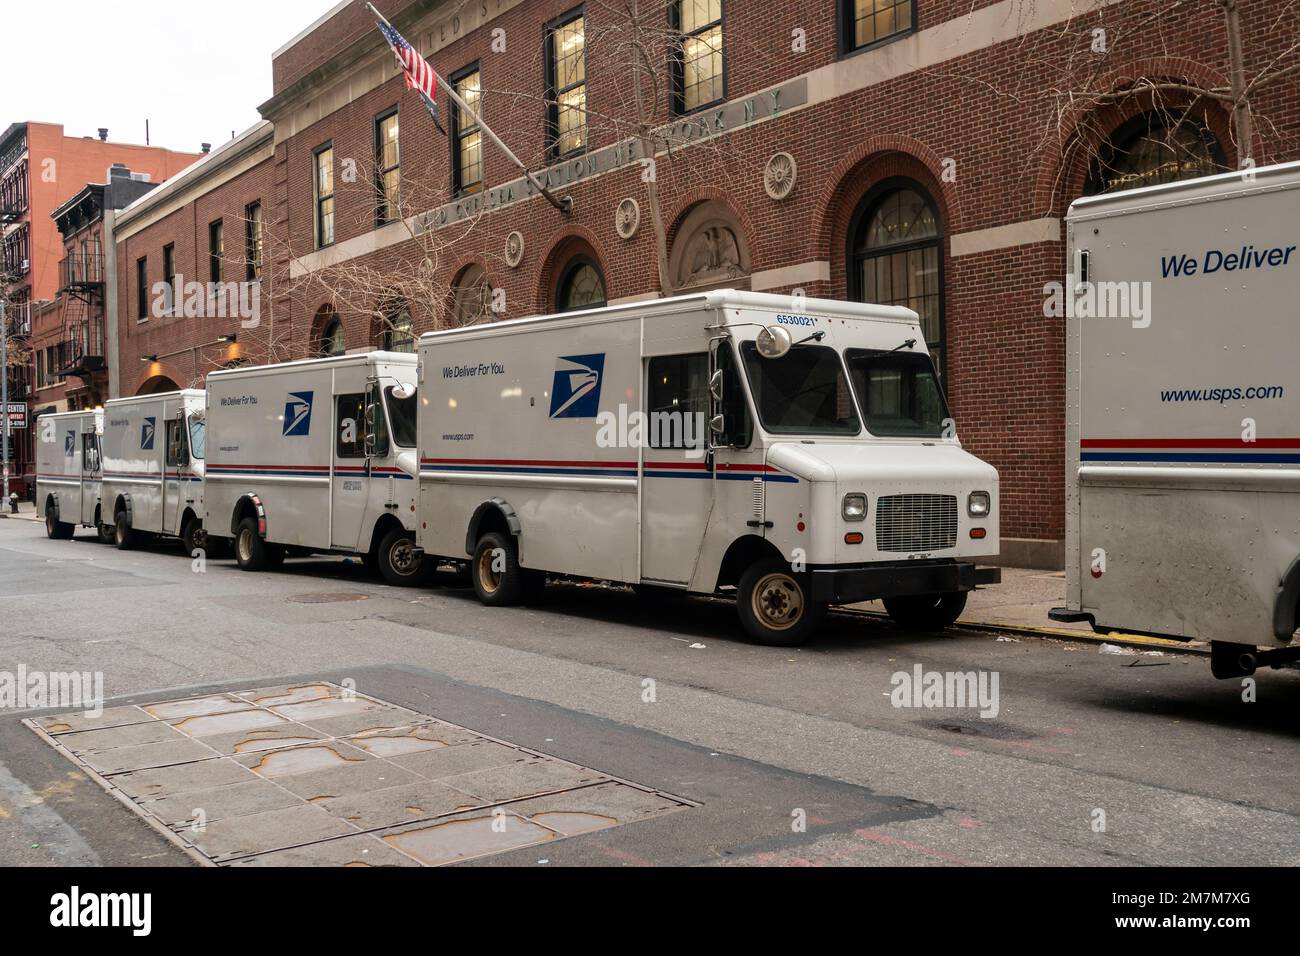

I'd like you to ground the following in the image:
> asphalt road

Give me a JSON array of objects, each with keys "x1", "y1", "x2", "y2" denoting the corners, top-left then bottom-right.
[{"x1": 2, "y1": 517, "x2": 1298, "y2": 867}]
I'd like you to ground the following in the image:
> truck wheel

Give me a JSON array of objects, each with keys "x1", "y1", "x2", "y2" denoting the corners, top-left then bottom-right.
[
  {"x1": 234, "y1": 517, "x2": 276, "y2": 571},
  {"x1": 376, "y1": 528, "x2": 424, "y2": 587},
  {"x1": 883, "y1": 591, "x2": 968, "y2": 630},
  {"x1": 97, "y1": 520, "x2": 116, "y2": 545},
  {"x1": 114, "y1": 511, "x2": 135, "y2": 550},
  {"x1": 471, "y1": 531, "x2": 525, "y2": 607},
  {"x1": 181, "y1": 519, "x2": 207, "y2": 557},
  {"x1": 45, "y1": 506, "x2": 73, "y2": 540},
  {"x1": 736, "y1": 560, "x2": 825, "y2": 646}
]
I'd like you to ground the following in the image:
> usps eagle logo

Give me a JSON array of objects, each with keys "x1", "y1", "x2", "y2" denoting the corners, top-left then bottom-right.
[
  {"x1": 141, "y1": 417, "x2": 156, "y2": 450},
  {"x1": 548, "y1": 354, "x2": 605, "y2": 419},
  {"x1": 283, "y1": 391, "x2": 315, "y2": 437},
  {"x1": 64, "y1": 430, "x2": 76, "y2": 457}
]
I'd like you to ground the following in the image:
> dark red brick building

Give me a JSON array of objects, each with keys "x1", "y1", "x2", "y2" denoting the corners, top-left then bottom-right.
[{"x1": 112, "y1": 0, "x2": 1300, "y2": 567}]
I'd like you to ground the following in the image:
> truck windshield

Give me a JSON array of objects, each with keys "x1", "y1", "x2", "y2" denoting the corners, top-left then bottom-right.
[
  {"x1": 844, "y1": 349, "x2": 950, "y2": 438},
  {"x1": 740, "y1": 342, "x2": 860, "y2": 435},
  {"x1": 385, "y1": 386, "x2": 417, "y2": 447},
  {"x1": 188, "y1": 417, "x2": 206, "y2": 459}
]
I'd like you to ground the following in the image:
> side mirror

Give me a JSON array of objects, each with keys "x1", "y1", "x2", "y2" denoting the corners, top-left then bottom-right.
[
  {"x1": 709, "y1": 369, "x2": 724, "y2": 401},
  {"x1": 363, "y1": 406, "x2": 377, "y2": 456},
  {"x1": 755, "y1": 325, "x2": 792, "y2": 359},
  {"x1": 390, "y1": 383, "x2": 415, "y2": 400},
  {"x1": 710, "y1": 414, "x2": 726, "y2": 435}
]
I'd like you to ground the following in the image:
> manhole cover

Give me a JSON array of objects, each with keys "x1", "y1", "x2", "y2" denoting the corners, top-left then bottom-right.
[
  {"x1": 288, "y1": 593, "x2": 370, "y2": 604},
  {"x1": 28, "y1": 682, "x2": 694, "y2": 867}
]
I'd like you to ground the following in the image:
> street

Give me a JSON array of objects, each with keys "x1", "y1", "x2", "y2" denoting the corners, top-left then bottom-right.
[{"x1": 2, "y1": 515, "x2": 1298, "y2": 868}]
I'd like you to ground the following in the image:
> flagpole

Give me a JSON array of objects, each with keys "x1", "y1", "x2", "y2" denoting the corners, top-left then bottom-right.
[{"x1": 367, "y1": 3, "x2": 572, "y2": 214}]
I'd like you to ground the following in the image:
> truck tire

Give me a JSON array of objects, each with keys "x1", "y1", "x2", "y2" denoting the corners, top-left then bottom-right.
[
  {"x1": 234, "y1": 517, "x2": 284, "y2": 572},
  {"x1": 97, "y1": 520, "x2": 116, "y2": 545},
  {"x1": 883, "y1": 591, "x2": 968, "y2": 630},
  {"x1": 471, "y1": 531, "x2": 525, "y2": 607},
  {"x1": 376, "y1": 528, "x2": 425, "y2": 587},
  {"x1": 45, "y1": 506, "x2": 73, "y2": 540},
  {"x1": 114, "y1": 510, "x2": 135, "y2": 550},
  {"x1": 182, "y1": 518, "x2": 207, "y2": 558},
  {"x1": 736, "y1": 560, "x2": 825, "y2": 647}
]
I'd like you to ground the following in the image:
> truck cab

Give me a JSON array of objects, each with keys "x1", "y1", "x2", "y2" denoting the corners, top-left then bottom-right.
[{"x1": 653, "y1": 296, "x2": 1001, "y2": 642}]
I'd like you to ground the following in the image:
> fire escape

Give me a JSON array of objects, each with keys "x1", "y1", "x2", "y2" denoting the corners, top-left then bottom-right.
[{"x1": 55, "y1": 248, "x2": 107, "y2": 407}]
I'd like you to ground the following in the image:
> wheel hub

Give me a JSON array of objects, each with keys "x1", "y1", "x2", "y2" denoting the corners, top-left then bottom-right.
[
  {"x1": 477, "y1": 549, "x2": 501, "y2": 594},
  {"x1": 752, "y1": 572, "x2": 803, "y2": 630},
  {"x1": 391, "y1": 539, "x2": 416, "y2": 574}
]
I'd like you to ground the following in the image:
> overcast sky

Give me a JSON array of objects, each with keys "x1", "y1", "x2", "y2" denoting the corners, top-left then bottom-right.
[{"x1": 7, "y1": 0, "x2": 342, "y2": 154}]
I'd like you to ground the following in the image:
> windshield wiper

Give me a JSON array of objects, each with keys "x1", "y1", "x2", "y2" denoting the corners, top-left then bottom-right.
[{"x1": 888, "y1": 338, "x2": 918, "y2": 353}]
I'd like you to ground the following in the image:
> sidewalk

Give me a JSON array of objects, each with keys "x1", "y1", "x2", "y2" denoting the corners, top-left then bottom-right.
[
  {"x1": 0, "y1": 499, "x2": 39, "y2": 521},
  {"x1": 851, "y1": 568, "x2": 1207, "y2": 654}
]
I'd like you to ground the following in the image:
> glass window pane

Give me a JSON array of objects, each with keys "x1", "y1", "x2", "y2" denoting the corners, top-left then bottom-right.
[
  {"x1": 317, "y1": 149, "x2": 333, "y2": 195},
  {"x1": 853, "y1": 0, "x2": 911, "y2": 49}
]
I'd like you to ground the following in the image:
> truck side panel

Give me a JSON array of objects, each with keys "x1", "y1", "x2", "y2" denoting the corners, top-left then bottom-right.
[
  {"x1": 417, "y1": 316, "x2": 641, "y2": 582},
  {"x1": 206, "y1": 368, "x2": 335, "y2": 551},
  {"x1": 1067, "y1": 172, "x2": 1300, "y2": 644},
  {"x1": 103, "y1": 399, "x2": 167, "y2": 535}
]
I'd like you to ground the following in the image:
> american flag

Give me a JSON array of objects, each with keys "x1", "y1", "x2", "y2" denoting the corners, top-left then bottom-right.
[{"x1": 377, "y1": 20, "x2": 444, "y2": 134}]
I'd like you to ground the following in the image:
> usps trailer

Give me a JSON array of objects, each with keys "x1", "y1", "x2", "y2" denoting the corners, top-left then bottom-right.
[
  {"x1": 203, "y1": 352, "x2": 424, "y2": 585},
  {"x1": 415, "y1": 289, "x2": 1000, "y2": 646},
  {"x1": 35, "y1": 408, "x2": 112, "y2": 542},
  {"x1": 101, "y1": 390, "x2": 207, "y2": 552},
  {"x1": 1050, "y1": 161, "x2": 1300, "y2": 679}
]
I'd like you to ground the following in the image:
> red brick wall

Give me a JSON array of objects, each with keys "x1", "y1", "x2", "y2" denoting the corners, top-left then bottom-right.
[
  {"x1": 115, "y1": 155, "x2": 276, "y2": 395},
  {"x1": 122, "y1": 0, "x2": 1300, "y2": 551}
]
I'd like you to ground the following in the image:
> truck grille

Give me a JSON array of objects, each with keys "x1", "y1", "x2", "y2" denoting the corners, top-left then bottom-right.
[{"x1": 875, "y1": 494, "x2": 958, "y2": 552}]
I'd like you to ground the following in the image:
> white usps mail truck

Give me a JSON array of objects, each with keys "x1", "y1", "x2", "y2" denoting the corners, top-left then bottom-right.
[
  {"x1": 415, "y1": 289, "x2": 1000, "y2": 646},
  {"x1": 203, "y1": 352, "x2": 425, "y2": 584},
  {"x1": 36, "y1": 408, "x2": 113, "y2": 543},
  {"x1": 101, "y1": 390, "x2": 207, "y2": 552},
  {"x1": 1050, "y1": 161, "x2": 1300, "y2": 679}
]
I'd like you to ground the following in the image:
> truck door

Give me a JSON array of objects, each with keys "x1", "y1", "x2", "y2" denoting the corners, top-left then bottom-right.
[
  {"x1": 640, "y1": 352, "x2": 714, "y2": 585},
  {"x1": 80, "y1": 431, "x2": 100, "y2": 526},
  {"x1": 331, "y1": 391, "x2": 370, "y2": 551},
  {"x1": 709, "y1": 339, "x2": 766, "y2": 539},
  {"x1": 164, "y1": 413, "x2": 189, "y2": 535}
]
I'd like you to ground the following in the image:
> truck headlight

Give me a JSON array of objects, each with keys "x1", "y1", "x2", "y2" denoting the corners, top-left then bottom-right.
[
  {"x1": 842, "y1": 493, "x2": 867, "y2": 521},
  {"x1": 968, "y1": 491, "x2": 991, "y2": 518}
]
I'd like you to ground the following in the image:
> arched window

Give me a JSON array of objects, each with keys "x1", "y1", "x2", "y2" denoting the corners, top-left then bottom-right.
[
  {"x1": 451, "y1": 264, "x2": 493, "y2": 326},
  {"x1": 556, "y1": 256, "x2": 606, "y2": 312},
  {"x1": 849, "y1": 180, "x2": 944, "y2": 373},
  {"x1": 378, "y1": 299, "x2": 414, "y2": 352},
  {"x1": 1085, "y1": 112, "x2": 1226, "y2": 196},
  {"x1": 319, "y1": 314, "x2": 345, "y2": 357}
]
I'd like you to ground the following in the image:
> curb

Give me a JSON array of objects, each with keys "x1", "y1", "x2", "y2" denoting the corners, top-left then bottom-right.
[{"x1": 838, "y1": 607, "x2": 1209, "y2": 656}]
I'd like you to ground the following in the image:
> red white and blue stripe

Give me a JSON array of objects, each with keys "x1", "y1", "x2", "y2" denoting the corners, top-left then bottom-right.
[
  {"x1": 418, "y1": 458, "x2": 798, "y2": 483},
  {"x1": 1081, "y1": 438, "x2": 1300, "y2": 464}
]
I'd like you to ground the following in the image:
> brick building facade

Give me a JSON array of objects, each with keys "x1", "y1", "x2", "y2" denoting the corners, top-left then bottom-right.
[
  {"x1": 109, "y1": 0, "x2": 1300, "y2": 567},
  {"x1": 0, "y1": 121, "x2": 199, "y2": 496}
]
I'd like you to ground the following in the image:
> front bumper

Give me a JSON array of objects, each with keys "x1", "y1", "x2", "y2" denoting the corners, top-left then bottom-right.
[{"x1": 809, "y1": 559, "x2": 1001, "y2": 605}]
